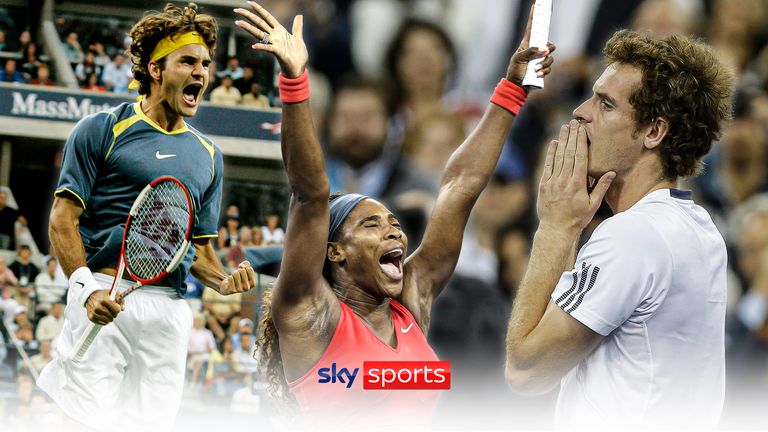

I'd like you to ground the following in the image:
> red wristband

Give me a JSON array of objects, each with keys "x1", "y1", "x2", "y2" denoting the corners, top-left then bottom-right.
[
  {"x1": 279, "y1": 70, "x2": 310, "y2": 104},
  {"x1": 490, "y1": 79, "x2": 527, "y2": 115}
]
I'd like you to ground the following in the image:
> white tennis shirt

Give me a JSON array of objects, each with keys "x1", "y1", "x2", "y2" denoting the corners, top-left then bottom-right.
[{"x1": 551, "y1": 189, "x2": 727, "y2": 429}]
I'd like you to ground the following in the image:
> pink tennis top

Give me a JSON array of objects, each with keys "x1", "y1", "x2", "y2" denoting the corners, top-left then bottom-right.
[{"x1": 288, "y1": 299, "x2": 441, "y2": 428}]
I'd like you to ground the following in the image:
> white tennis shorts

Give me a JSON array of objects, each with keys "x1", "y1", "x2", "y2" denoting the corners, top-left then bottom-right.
[{"x1": 37, "y1": 273, "x2": 193, "y2": 431}]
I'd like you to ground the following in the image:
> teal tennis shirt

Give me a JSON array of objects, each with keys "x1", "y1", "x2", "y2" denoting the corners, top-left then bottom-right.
[{"x1": 55, "y1": 102, "x2": 224, "y2": 294}]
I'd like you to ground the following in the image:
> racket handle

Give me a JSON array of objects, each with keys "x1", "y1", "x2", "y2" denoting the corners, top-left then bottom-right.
[{"x1": 71, "y1": 322, "x2": 103, "y2": 363}]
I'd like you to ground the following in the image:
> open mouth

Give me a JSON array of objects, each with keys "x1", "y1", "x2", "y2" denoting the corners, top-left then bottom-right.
[
  {"x1": 182, "y1": 83, "x2": 203, "y2": 106},
  {"x1": 379, "y1": 247, "x2": 404, "y2": 281}
]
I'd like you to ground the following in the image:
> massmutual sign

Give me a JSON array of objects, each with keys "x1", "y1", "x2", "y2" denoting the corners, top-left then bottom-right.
[
  {"x1": 10, "y1": 91, "x2": 117, "y2": 120},
  {"x1": 0, "y1": 83, "x2": 281, "y2": 141}
]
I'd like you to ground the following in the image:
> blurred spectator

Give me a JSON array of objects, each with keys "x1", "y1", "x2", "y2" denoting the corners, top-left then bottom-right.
[
  {"x1": 35, "y1": 301, "x2": 64, "y2": 342},
  {"x1": 631, "y1": 0, "x2": 703, "y2": 38},
  {"x1": 29, "y1": 63, "x2": 55, "y2": 86},
  {"x1": 20, "y1": 42, "x2": 42, "y2": 81},
  {"x1": 733, "y1": 198, "x2": 768, "y2": 336},
  {"x1": 251, "y1": 226, "x2": 264, "y2": 246},
  {"x1": 224, "y1": 204, "x2": 239, "y2": 218},
  {"x1": 241, "y1": 82, "x2": 270, "y2": 109},
  {"x1": 205, "y1": 338, "x2": 240, "y2": 394},
  {"x1": 403, "y1": 109, "x2": 465, "y2": 187},
  {"x1": 217, "y1": 214, "x2": 240, "y2": 250},
  {"x1": 9, "y1": 245, "x2": 39, "y2": 288},
  {"x1": 29, "y1": 339, "x2": 53, "y2": 373},
  {"x1": 0, "y1": 272, "x2": 20, "y2": 320},
  {"x1": 233, "y1": 332, "x2": 258, "y2": 374},
  {"x1": 75, "y1": 51, "x2": 102, "y2": 86},
  {"x1": 385, "y1": 19, "x2": 457, "y2": 124},
  {"x1": 17, "y1": 30, "x2": 31, "y2": 54},
  {"x1": 324, "y1": 75, "x2": 436, "y2": 245},
  {"x1": 708, "y1": 0, "x2": 765, "y2": 74},
  {"x1": 231, "y1": 317, "x2": 254, "y2": 351},
  {"x1": 13, "y1": 312, "x2": 37, "y2": 351},
  {"x1": 238, "y1": 226, "x2": 255, "y2": 248},
  {"x1": 496, "y1": 223, "x2": 532, "y2": 299},
  {"x1": 724, "y1": 195, "x2": 768, "y2": 423},
  {"x1": 82, "y1": 72, "x2": 105, "y2": 92},
  {"x1": 0, "y1": 30, "x2": 6, "y2": 51},
  {"x1": 218, "y1": 56, "x2": 244, "y2": 81},
  {"x1": 188, "y1": 312, "x2": 216, "y2": 385},
  {"x1": 696, "y1": 87, "x2": 768, "y2": 219},
  {"x1": 34, "y1": 258, "x2": 67, "y2": 312},
  {"x1": 0, "y1": 59, "x2": 25, "y2": 83},
  {"x1": 0, "y1": 256, "x2": 20, "y2": 302},
  {"x1": 101, "y1": 52, "x2": 131, "y2": 94},
  {"x1": 0, "y1": 190, "x2": 26, "y2": 250},
  {"x1": 63, "y1": 32, "x2": 84, "y2": 66},
  {"x1": 90, "y1": 41, "x2": 111, "y2": 67},
  {"x1": 202, "y1": 287, "x2": 242, "y2": 344},
  {"x1": 210, "y1": 75, "x2": 242, "y2": 106},
  {"x1": 234, "y1": 66, "x2": 256, "y2": 95},
  {"x1": 260, "y1": 214, "x2": 284, "y2": 246}
]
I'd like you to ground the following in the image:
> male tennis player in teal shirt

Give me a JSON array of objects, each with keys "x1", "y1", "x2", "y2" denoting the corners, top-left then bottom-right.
[{"x1": 37, "y1": 4, "x2": 255, "y2": 430}]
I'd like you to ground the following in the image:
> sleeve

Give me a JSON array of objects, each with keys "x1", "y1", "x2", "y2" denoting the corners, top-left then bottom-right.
[
  {"x1": 54, "y1": 113, "x2": 114, "y2": 209},
  {"x1": 193, "y1": 146, "x2": 224, "y2": 239},
  {"x1": 551, "y1": 214, "x2": 673, "y2": 336}
]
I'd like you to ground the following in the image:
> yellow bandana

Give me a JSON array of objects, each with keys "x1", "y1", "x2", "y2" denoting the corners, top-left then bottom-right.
[{"x1": 128, "y1": 31, "x2": 209, "y2": 91}]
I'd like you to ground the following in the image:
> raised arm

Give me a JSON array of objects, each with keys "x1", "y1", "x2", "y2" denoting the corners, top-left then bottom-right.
[
  {"x1": 401, "y1": 6, "x2": 555, "y2": 319},
  {"x1": 235, "y1": 4, "x2": 332, "y2": 311}
]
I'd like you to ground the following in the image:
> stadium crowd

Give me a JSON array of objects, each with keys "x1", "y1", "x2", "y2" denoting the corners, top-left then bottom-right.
[{"x1": 1, "y1": 0, "x2": 767, "y2": 429}]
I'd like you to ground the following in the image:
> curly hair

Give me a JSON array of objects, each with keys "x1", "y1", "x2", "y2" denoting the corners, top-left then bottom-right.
[
  {"x1": 255, "y1": 286, "x2": 297, "y2": 409},
  {"x1": 604, "y1": 30, "x2": 734, "y2": 179},
  {"x1": 128, "y1": 3, "x2": 217, "y2": 95}
]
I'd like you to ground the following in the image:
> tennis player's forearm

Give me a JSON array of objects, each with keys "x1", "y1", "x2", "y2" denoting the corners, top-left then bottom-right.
[
  {"x1": 281, "y1": 102, "x2": 330, "y2": 202},
  {"x1": 506, "y1": 227, "x2": 577, "y2": 366},
  {"x1": 190, "y1": 243, "x2": 228, "y2": 290},
  {"x1": 48, "y1": 203, "x2": 87, "y2": 278},
  {"x1": 440, "y1": 105, "x2": 514, "y2": 197}
]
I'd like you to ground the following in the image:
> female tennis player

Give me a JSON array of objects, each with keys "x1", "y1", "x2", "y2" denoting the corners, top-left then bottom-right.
[{"x1": 235, "y1": 1, "x2": 554, "y2": 427}]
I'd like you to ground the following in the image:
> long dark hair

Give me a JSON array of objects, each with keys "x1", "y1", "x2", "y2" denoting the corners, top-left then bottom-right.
[{"x1": 255, "y1": 286, "x2": 296, "y2": 407}]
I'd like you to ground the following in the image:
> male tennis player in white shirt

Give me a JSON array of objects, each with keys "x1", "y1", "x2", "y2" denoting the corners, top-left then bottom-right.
[{"x1": 505, "y1": 30, "x2": 734, "y2": 429}]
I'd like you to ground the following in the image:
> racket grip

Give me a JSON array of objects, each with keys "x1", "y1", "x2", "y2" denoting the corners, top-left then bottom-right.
[{"x1": 71, "y1": 322, "x2": 103, "y2": 363}]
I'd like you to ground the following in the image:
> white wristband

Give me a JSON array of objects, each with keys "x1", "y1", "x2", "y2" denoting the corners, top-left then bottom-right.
[{"x1": 69, "y1": 266, "x2": 106, "y2": 307}]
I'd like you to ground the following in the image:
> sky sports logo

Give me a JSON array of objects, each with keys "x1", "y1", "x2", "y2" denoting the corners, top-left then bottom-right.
[{"x1": 317, "y1": 361, "x2": 450, "y2": 390}]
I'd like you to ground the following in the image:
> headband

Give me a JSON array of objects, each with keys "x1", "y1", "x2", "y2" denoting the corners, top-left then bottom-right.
[
  {"x1": 128, "y1": 31, "x2": 208, "y2": 91},
  {"x1": 328, "y1": 194, "x2": 368, "y2": 242}
]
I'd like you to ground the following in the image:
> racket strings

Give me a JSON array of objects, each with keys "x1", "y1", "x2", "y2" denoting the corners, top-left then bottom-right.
[{"x1": 125, "y1": 181, "x2": 191, "y2": 280}]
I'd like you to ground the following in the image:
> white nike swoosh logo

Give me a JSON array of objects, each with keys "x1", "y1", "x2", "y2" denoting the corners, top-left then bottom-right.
[
  {"x1": 155, "y1": 151, "x2": 176, "y2": 160},
  {"x1": 401, "y1": 323, "x2": 414, "y2": 333}
]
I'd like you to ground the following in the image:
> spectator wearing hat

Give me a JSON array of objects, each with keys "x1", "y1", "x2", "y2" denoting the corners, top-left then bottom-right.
[{"x1": 231, "y1": 317, "x2": 254, "y2": 351}]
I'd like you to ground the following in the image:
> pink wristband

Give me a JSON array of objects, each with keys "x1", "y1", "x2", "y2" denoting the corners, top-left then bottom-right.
[
  {"x1": 279, "y1": 70, "x2": 310, "y2": 104},
  {"x1": 490, "y1": 79, "x2": 527, "y2": 115}
]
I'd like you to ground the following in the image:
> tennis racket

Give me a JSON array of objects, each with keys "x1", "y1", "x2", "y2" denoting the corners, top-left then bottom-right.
[{"x1": 71, "y1": 176, "x2": 194, "y2": 362}]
